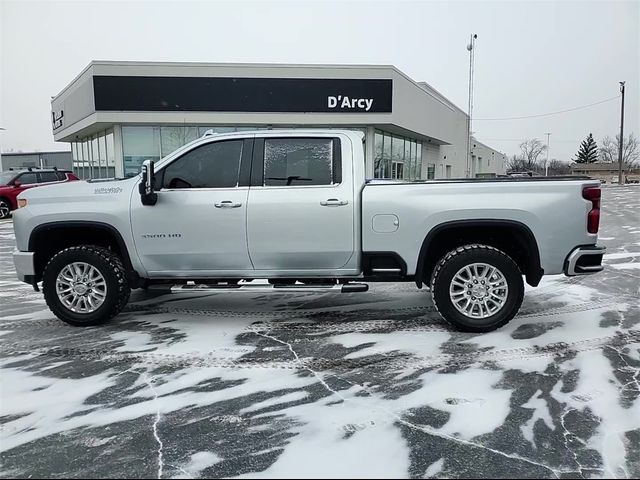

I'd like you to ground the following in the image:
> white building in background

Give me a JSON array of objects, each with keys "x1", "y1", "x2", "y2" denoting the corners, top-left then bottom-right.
[{"x1": 50, "y1": 61, "x2": 506, "y2": 180}]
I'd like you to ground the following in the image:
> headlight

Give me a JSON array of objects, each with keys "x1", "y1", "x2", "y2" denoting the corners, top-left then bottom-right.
[{"x1": 17, "y1": 199, "x2": 28, "y2": 208}]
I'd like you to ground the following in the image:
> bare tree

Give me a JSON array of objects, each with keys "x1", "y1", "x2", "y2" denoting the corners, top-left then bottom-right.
[
  {"x1": 507, "y1": 154, "x2": 526, "y2": 173},
  {"x1": 519, "y1": 138, "x2": 547, "y2": 170},
  {"x1": 507, "y1": 139, "x2": 547, "y2": 173},
  {"x1": 599, "y1": 133, "x2": 639, "y2": 169}
]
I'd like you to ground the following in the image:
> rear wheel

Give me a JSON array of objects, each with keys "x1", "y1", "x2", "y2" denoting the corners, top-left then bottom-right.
[
  {"x1": 430, "y1": 244, "x2": 524, "y2": 333},
  {"x1": 0, "y1": 199, "x2": 11, "y2": 219},
  {"x1": 43, "y1": 245, "x2": 131, "y2": 326}
]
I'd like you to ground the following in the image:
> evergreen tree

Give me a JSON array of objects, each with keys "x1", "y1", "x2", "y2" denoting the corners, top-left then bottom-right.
[{"x1": 574, "y1": 133, "x2": 599, "y2": 163}]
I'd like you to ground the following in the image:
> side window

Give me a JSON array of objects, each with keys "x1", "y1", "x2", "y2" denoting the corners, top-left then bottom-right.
[
  {"x1": 17, "y1": 173, "x2": 38, "y2": 185},
  {"x1": 162, "y1": 140, "x2": 243, "y2": 189},
  {"x1": 39, "y1": 172, "x2": 60, "y2": 183},
  {"x1": 264, "y1": 138, "x2": 339, "y2": 186},
  {"x1": 56, "y1": 171, "x2": 68, "y2": 181}
]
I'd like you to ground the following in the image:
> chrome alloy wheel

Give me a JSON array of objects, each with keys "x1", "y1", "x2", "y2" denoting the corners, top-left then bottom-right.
[
  {"x1": 449, "y1": 263, "x2": 509, "y2": 319},
  {"x1": 56, "y1": 262, "x2": 107, "y2": 313}
]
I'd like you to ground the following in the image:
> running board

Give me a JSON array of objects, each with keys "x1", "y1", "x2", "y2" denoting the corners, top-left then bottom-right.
[{"x1": 170, "y1": 282, "x2": 369, "y2": 293}]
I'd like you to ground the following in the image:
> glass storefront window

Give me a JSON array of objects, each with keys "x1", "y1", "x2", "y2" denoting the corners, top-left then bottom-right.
[
  {"x1": 382, "y1": 133, "x2": 392, "y2": 179},
  {"x1": 92, "y1": 136, "x2": 100, "y2": 178},
  {"x1": 160, "y1": 126, "x2": 199, "y2": 157},
  {"x1": 106, "y1": 131, "x2": 115, "y2": 166},
  {"x1": 122, "y1": 126, "x2": 161, "y2": 177},
  {"x1": 98, "y1": 134, "x2": 107, "y2": 178},
  {"x1": 82, "y1": 139, "x2": 90, "y2": 177},
  {"x1": 373, "y1": 130, "x2": 422, "y2": 180},
  {"x1": 70, "y1": 130, "x2": 117, "y2": 179},
  {"x1": 374, "y1": 131, "x2": 384, "y2": 179},
  {"x1": 391, "y1": 137, "x2": 404, "y2": 179},
  {"x1": 405, "y1": 140, "x2": 412, "y2": 181},
  {"x1": 73, "y1": 125, "x2": 430, "y2": 182}
]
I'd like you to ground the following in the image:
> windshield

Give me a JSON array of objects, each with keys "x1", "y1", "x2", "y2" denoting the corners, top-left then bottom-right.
[{"x1": 0, "y1": 171, "x2": 16, "y2": 185}]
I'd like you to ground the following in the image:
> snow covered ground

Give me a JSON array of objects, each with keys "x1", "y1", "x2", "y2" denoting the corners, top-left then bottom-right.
[{"x1": 1, "y1": 186, "x2": 638, "y2": 479}]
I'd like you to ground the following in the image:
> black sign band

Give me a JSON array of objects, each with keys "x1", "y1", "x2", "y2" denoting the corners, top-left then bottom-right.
[{"x1": 93, "y1": 76, "x2": 392, "y2": 113}]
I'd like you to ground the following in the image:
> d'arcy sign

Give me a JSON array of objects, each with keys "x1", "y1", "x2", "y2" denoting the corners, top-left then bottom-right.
[
  {"x1": 93, "y1": 76, "x2": 392, "y2": 113},
  {"x1": 328, "y1": 95, "x2": 374, "y2": 112}
]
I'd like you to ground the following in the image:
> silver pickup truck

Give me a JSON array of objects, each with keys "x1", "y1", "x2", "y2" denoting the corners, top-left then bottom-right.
[{"x1": 12, "y1": 129, "x2": 605, "y2": 332}]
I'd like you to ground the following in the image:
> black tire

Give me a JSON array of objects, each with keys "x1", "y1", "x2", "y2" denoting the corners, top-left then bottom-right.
[
  {"x1": 43, "y1": 245, "x2": 131, "y2": 326},
  {"x1": 430, "y1": 244, "x2": 524, "y2": 333},
  {"x1": 0, "y1": 198, "x2": 11, "y2": 219}
]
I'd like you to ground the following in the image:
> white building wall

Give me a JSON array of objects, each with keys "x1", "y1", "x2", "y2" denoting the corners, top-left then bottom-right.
[
  {"x1": 51, "y1": 61, "x2": 508, "y2": 180},
  {"x1": 469, "y1": 138, "x2": 507, "y2": 176},
  {"x1": 422, "y1": 143, "x2": 440, "y2": 178}
]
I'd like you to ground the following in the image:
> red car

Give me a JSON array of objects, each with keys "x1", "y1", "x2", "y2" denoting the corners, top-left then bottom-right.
[{"x1": 0, "y1": 168, "x2": 79, "y2": 219}]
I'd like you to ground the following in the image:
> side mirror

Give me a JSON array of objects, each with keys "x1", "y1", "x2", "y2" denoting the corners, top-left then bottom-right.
[
  {"x1": 12, "y1": 181, "x2": 22, "y2": 188},
  {"x1": 139, "y1": 160, "x2": 158, "y2": 206}
]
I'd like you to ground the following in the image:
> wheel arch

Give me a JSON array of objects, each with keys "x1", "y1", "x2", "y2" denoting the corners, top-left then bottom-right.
[
  {"x1": 28, "y1": 221, "x2": 137, "y2": 284},
  {"x1": 415, "y1": 219, "x2": 544, "y2": 288}
]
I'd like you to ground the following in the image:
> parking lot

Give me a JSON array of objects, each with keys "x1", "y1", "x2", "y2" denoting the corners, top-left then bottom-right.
[{"x1": 0, "y1": 186, "x2": 638, "y2": 479}]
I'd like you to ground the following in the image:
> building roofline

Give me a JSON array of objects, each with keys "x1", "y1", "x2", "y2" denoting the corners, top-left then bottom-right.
[
  {"x1": 417, "y1": 81, "x2": 467, "y2": 116},
  {"x1": 470, "y1": 136, "x2": 506, "y2": 156},
  {"x1": 52, "y1": 60, "x2": 459, "y2": 112},
  {"x1": 52, "y1": 62, "x2": 96, "y2": 102},
  {"x1": 1, "y1": 150, "x2": 71, "y2": 156}
]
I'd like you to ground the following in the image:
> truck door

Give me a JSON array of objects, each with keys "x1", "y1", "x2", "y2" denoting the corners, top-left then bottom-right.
[
  {"x1": 131, "y1": 138, "x2": 254, "y2": 276},
  {"x1": 247, "y1": 135, "x2": 356, "y2": 272}
]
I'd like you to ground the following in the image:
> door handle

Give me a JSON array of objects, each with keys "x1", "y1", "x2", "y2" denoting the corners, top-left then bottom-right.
[
  {"x1": 214, "y1": 201, "x2": 242, "y2": 208},
  {"x1": 320, "y1": 199, "x2": 349, "y2": 207}
]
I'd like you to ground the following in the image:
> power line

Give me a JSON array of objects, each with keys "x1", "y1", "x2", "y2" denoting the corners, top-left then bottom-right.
[
  {"x1": 474, "y1": 95, "x2": 620, "y2": 121},
  {"x1": 479, "y1": 138, "x2": 584, "y2": 143}
]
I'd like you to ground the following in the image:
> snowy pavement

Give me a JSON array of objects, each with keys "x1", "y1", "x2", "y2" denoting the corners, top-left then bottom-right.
[{"x1": 1, "y1": 186, "x2": 639, "y2": 479}]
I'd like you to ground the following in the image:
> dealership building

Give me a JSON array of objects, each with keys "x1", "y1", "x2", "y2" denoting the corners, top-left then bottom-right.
[{"x1": 51, "y1": 61, "x2": 506, "y2": 180}]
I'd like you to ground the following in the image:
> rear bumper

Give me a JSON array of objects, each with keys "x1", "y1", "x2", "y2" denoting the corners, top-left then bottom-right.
[
  {"x1": 13, "y1": 250, "x2": 35, "y2": 283},
  {"x1": 564, "y1": 245, "x2": 606, "y2": 276}
]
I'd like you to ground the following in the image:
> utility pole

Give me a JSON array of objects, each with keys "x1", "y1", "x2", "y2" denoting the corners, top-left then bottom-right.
[
  {"x1": 618, "y1": 81, "x2": 625, "y2": 185},
  {"x1": 466, "y1": 34, "x2": 477, "y2": 178},
  {"x1": 545, "y1": 132, "x2": 551, "y2": 176}
]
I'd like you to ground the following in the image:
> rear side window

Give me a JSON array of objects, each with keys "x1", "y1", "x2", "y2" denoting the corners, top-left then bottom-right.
[
  {"x1": 17, "y1": 173, "x2": 38, "y2": 185},
  {"x1": 263, "y1": 138, "x2": 340, "y2": 186},
  {"x1": 39, "y1": 172, "x2": 60, "y2": 183},
  {"x1": 162, "y1": 140, "x2": 243, "y2": 189},
  {"x1": 56, "y1": 171, "x2": 68, "y2": 181}
]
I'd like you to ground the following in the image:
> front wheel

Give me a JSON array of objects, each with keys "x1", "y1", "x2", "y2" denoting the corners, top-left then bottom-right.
[
  {"x1": 430, "y1": 244, "x2": 524, "y2": 333},
  {"x1": 43, "y1": 245, "x2": 131, "y2": 326}
]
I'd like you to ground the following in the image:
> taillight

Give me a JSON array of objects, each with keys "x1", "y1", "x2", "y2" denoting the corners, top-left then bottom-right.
[{"x1": 582, "y1": 186, "x2": 601, "y2": 234}]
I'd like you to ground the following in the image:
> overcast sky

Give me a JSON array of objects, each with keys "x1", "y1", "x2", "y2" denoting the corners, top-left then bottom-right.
[{"x1": 1, "y1": 0, "x2": 638, "y2": 161}]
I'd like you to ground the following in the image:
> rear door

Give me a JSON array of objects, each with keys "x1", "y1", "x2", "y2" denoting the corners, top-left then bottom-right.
[
  {"x1": 247, "y1": 134, "x2": 356, "y2": 272},
  {"x1": 37, "y1": 171, "x2": 63, "y2": 184}
]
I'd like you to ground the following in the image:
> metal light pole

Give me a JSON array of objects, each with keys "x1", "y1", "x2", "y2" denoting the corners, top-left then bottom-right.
[
  {"x1": 618, "y1": 81, "x2": 625, "y2": 185},
  {"x1": 545, "y1": 132, "x2": 551, "y2": 176},
  {"x1": 466, "y1": 34, "x2": 478, "y2": 178}
]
